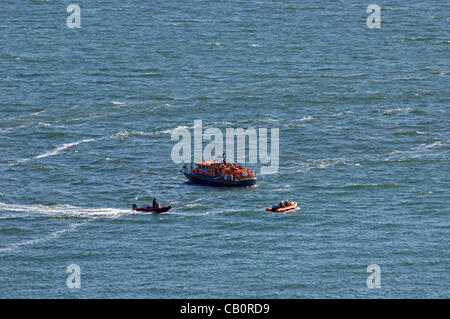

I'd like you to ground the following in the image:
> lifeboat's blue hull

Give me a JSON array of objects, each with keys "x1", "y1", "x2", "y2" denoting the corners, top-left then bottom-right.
[{"x1": 183, "y1": 173, "x2": 256, "y2": 187}]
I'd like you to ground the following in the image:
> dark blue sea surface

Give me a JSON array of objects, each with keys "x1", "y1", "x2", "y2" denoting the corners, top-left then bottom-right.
[{"x1": 0, "y1": 1, "x2": 448, "y2": 298}]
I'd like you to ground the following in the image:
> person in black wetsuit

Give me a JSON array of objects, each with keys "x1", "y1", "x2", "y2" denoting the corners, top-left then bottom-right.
[{"x1": 153, "y1": 198, "x2": 158, "y2": 208}]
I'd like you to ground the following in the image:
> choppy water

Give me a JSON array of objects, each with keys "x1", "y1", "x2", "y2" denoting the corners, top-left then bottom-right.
[{"x1": 0, "y1": 1, "x2": 449, "y2": 298}]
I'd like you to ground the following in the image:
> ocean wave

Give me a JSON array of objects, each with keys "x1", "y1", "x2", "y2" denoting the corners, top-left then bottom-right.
[
  {"x1": 34, "y1": 139, "x2": 95, "y2": 159},
  {"x1": 182, "y1": 203, "x2": 209, "y2": 211},
  {"x1": 378, "y1": 107, "x2": 411, "y2": 115},
  {"x1": 110, "y1": 131, "x2": 131, "y2": 138},
  {"x1": 303, "y1": 158, "x2": 349, "y2": 171},
  {"x1": 386, "y1": 140, "x2": 445, "y2": 160},
  {"x1": 0, "y1": 219, "x2": 91, "y2": 253},
  {"x1": 109, "y1": 130, "x2": 155, "y2": 139},
  {"x1": 0, "y1": 127, "x2": 14, "y2": 133},
  {"x1": 342, "y1": 183, "x2": 399, "y2": 189},
  {"x1": 6, "y1": 138, "x2": 97, "y2": 166},
  {"x1": 159, "y1": 125, "x2": 193, "y2": 135},
  {"x1": 328, "y1": 111, "x2": 353, "y2": 117},
  {"x1": 31, "y1": 110, "x2": 46, "y2": 116},
  {"x1": 393, "y1": 131, "x2": 427, "y2": 136},
  {"x1": 424, "y1": 141, "x2": 443, "y2": 149}
]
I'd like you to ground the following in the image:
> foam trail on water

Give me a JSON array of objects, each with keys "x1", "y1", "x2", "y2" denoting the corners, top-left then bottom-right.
[
  {"x1": 34, "y1": 139, "x2": 95, "y2": 159},
  {"x1": 6, "y1": 138, "x2": 96, "y2": 166},
  {"x1": 110, "y1": 101, "x2": 126, "y2": 105},
  {"x1": 0, "y1": 219, "x2": 91, "y2": 253},
  {"x1": 0, "y1": 202, "x2": 133, "y2": 252},
  {"x1": 0, "y1": 202, "x2": 131, "y2": 218}
]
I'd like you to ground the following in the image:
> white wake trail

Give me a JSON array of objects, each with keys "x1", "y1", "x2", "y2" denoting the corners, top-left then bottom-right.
[
  {"x1": 34, "y1": 138, "x2": 95, "y2": 159},
  {"x1": 0, "y1": 219, "x2": 91, "y2": 253},
  {"x1": 0, "y1": 202, "x2": 132, "y2": 253},
  {"x1": 0, "y1": 202, "x2": 131, "y2": 218},
  {"x1": 6, "y1": 138, "x2": 96, "y2": 166}
]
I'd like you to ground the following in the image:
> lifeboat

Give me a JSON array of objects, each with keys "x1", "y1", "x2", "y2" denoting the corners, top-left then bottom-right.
[
  {"x1": 266, "y1": 201, "x2": 298, "y2": 213},
  {"x1": 181, "y1": 159, "x2": 257, "y2": 187},
  {"x1": 132, "y1": 204, "x2": 171, "y2": 213}
]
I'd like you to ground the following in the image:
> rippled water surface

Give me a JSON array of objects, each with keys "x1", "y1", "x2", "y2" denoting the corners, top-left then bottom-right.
[{"x1": 0, "y1": 1, "x2": 449, "y2": 298}]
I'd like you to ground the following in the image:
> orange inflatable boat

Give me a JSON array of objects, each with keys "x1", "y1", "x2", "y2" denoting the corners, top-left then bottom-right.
[{"x1": 266, "y1": 201, "x2": 298, "y2": 213}]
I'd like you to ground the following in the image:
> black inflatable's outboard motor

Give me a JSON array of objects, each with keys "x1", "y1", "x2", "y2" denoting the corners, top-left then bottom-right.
[{"x1": 132, "y1": 204, "x2": 137, "y2": 209}]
